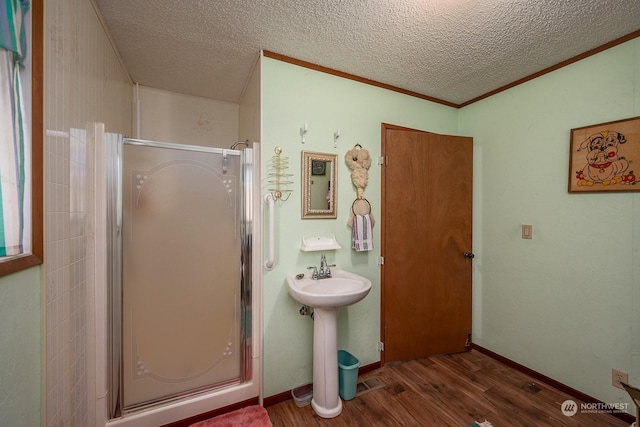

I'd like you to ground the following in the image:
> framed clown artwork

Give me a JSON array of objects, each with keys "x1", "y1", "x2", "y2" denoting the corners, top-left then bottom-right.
[{"x1": 569, "y1": 116, "x2": 640, "y2": 192}]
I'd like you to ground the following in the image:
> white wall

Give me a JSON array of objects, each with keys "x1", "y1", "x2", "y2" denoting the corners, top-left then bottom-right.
[
  {"x1": 44, "y1": 1, "x2": 132, "y2": 426},
  {"x1": 459, "y1": 37, "x2": 640, "y2": 406},
  {"x1": 137, "y1": 86, "x2": 238, "y2": 147}
]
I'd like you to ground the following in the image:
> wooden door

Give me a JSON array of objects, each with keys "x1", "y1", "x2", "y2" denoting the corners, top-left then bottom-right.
[{"x1": 381, "y1": 124, "x2": 473, "y2": 364}]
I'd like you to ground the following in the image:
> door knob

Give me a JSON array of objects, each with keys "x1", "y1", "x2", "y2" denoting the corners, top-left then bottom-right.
[{"x1": 464, "y1": 252, "x2": 475, "y2": 259}]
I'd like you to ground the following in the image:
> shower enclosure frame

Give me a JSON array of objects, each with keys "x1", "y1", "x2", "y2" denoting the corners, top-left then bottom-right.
[{"x1": 103, "y1": 135, "x2": 258, "y2": 422}]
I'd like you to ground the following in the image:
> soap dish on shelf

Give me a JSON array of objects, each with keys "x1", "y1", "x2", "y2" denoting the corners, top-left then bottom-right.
[
  {"x1": 291, "y1": 383, "x2": 313, "y2": 407},
  {"x1": 300, "y1": 236, "x2": 341, "y2": 252}
]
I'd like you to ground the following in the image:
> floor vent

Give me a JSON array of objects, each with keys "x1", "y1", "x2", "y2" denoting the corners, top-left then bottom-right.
[
  {"x1": 526, "y1": 382, "x2": 542, "y2": 394},
  {"x1": 355, "y1": 377, "x2": 385, "y2": 396}
]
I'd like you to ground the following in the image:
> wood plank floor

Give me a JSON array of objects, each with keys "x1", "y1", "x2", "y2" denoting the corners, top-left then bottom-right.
[{"x1": 266, "y1": 350, "x2": 629, "y2": 426}]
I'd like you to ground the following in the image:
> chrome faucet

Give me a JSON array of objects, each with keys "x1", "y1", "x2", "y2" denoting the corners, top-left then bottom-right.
[
  {"x1": 319, "y1": 254, "x2": 330, "y2": 277},
  {"x1": 307, "y1": 265, "x2": 319, "y2": 280},
  {"x1": 307, "y1": 254, "x2": 336, "y2": 280}
]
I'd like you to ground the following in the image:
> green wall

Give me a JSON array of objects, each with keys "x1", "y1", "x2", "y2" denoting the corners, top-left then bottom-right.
[
  {"x1": 262, "y1": 36, "x2": 639, "y2": 409},
  {"x1": 0, "y1": 266, "x2": 41, "y2": 426},
  {"x1": 261, "y1": 57, "x2": 459, "y2": 396},
  {"x1": 459, "y1": 37, "x2": 640, "y2": 405}
]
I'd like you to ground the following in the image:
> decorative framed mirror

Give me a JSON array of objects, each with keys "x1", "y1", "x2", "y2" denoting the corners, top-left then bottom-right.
[{"x1": 302, "y1": 151, "x2": 337, "y2": 218}]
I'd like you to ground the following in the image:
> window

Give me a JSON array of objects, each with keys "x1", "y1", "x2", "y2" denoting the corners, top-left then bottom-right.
[{"x1": 0, "y1": 0, "x2": 42, "y2": 276}]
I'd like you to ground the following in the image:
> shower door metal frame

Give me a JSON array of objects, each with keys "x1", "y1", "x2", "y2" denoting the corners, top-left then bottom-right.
[{"x1": 106, "y1": 136, "x2": 253, "y2": 419}]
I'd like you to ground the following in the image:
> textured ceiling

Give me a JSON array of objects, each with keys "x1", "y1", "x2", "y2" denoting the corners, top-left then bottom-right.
[{"x1": 93, "y1": 0, "x2": 640, "y2": 106}]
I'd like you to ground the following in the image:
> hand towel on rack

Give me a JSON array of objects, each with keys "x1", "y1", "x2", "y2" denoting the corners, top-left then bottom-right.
[{"x1": 352, "y1": 214, "x2": 373, "y2": 252}]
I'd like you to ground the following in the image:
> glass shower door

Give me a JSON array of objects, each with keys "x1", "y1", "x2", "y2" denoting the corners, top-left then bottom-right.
[{"x1": 116, "y1": 139, "x2": 249, "y2": 411}]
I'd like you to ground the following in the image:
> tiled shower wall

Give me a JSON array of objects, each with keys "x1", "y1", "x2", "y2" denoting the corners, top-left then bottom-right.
[{"x1": 44, "y1": 0, "x2": 131, "y2": 426}]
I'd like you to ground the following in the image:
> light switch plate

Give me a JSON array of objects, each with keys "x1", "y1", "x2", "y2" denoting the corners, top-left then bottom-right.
[{"x1": 522, "y1": 224, "x2": 533, "y2": 239}]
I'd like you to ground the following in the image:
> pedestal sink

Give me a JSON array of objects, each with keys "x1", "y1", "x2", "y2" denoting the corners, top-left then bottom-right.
[{"x1": 286, "y1": 269, "x2": 372, "y2": 418}]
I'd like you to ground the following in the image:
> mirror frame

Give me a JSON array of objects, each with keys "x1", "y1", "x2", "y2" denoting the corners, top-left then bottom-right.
[{"x1": 302, "y1": 151, "x2": 338, "y2": 219}]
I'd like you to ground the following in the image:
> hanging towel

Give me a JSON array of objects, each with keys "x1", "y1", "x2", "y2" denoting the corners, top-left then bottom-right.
[{"x1": 352, "y1": 214, "x2": 373, "y2": 252}]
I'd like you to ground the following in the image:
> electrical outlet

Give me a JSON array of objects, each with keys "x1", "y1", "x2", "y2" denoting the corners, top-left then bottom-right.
[{"x1": 612, "y1": 368, "x2": 628, "y2": 389}]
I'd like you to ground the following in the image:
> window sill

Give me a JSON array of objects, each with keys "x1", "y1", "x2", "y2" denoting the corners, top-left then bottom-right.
[{"x1": 0, "y1": 253, "x2": 43, "y2": 277}]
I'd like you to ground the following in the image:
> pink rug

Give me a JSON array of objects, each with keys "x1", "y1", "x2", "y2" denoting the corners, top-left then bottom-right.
[{"x1": 189, "y1": 405, "x2": 272, "y2": 427}]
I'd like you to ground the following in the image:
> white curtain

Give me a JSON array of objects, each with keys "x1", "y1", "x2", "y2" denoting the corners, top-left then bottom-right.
[{"x1": 0, "y1": 0, "x2": 29, "y2": 257}]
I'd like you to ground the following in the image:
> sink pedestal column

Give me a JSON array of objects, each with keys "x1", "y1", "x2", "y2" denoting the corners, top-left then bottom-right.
[{"x1": 311, "y1": 307, "x2": 342, "y2": 418}]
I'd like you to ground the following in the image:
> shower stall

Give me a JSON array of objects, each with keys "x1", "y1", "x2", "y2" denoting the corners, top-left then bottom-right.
[{"x1": 101, "y1": 134, "x2": 260, "y2": 425}]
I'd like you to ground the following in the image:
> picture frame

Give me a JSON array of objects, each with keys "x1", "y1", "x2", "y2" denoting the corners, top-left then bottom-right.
[
  {"x1": 311, "y1": 159, "x2": 326, "y2": 176},
  {"x1": 569, "y1": 116, "x2": 640, "y2": 193}
]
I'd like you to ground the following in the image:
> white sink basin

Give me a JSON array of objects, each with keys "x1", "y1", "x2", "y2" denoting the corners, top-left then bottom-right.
[
  {"x1": 285, "y1": 268, "x2": 372, "y2": 418},
  {"x1": 286, "y1": 269, "x2": 372, "y2": 309}
]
